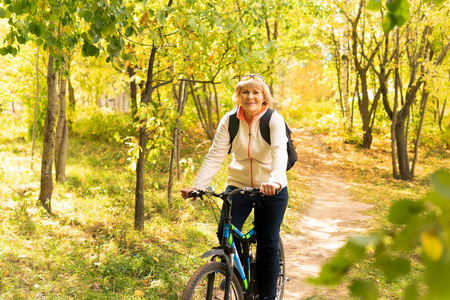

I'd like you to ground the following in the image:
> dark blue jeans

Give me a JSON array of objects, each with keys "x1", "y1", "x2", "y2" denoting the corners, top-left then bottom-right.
[{"x1": 217, "y1": 185, "x2": 288, "y2": 300}]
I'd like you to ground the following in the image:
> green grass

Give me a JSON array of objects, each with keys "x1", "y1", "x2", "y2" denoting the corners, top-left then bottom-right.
[
  {"x1": 1, "y1": 100, "x2": 448, "y2": 299},
  {"x1": 0, "y1": 111, "x2": 311, "y2": 300},
  {"x1": 0, "y1": 113, "x2": 218, "y2": 299}
]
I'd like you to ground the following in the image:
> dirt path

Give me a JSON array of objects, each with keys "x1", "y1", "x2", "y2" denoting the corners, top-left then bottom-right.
[{"x1": 282, "y1": 129, "x2": 373, "y2": 299}]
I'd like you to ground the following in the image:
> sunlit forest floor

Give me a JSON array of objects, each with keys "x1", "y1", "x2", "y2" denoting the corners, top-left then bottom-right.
[{"x1": 1, "y1": 111, "x2": 449, "y2": 299}]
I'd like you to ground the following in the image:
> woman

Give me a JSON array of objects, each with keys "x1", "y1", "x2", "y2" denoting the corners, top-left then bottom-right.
[{"x1": 181, "y1": 74, "x2": 288, "y2": 300}]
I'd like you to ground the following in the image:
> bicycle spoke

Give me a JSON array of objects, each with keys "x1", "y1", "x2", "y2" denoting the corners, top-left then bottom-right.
[{"x1": 184, "y1": 262, "x2": 242, "y2": 300}]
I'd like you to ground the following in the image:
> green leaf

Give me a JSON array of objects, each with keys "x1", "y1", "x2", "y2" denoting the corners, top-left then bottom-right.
[
  {"x1": 432, "y1": 0, "x2": 446, "y2": 6},
  {"x1": 430, "y1": 170, "x2": 450, "y2": 200},
  {"x1": 348, "y1": 235, "x2": 381, "y2": 248},
  {"x1": 375, "y1": 254, "x2": 411, "y2": 281},
  {"x1": 47, "y1": 35, "x2": 56, "y2": 46},
  {"x1": 0, "y1": 7, "x2": 7, "y2": 18},
  {"x1": 17, "y1": 35, "x2": 26, "y2": 44},
  {"x1": 188, "y1": 17, "x2": 196, "y2": 30},
  {"x1": 350, "y1": 280, "x2": 378, "y2": 300},
  {"x1": 384, "y1": 0, "x2": 410, "y2": 32},
  {"x1": 29, "y1": 22, "x2": 43, "y2": 37},
  {"x1": 109, "y1": 37, "x2": 120, "y2": 49},
  {"x1": 308, "y1": 240, "x2": 366, "y2": 285},
  {"x1": 10, "y1": 46, "x2": 17, "y2": 56},
  {"x1": 424, "y1": 260, "x2": 450, "y2": 299},
  {"x1": 388, "y1": 199, "x2": 424, "y2": 225},
  {"x1": 83, "y1": 43, "x2": 99, "y2": 57},
  {"x1": 83, "y1": 10, "x2": 93, "y2": 22},
  {"x1": 125, "y1": 27, "x2": 134, "y2": 37},
  {"x1": 404, "y1": 283, "x2": 419, "y2": 300},
  {"x1": 68, "y1": 4, "x2": 77, "y2": 14},
  {"x1": 79, "y1": 8, "x2": 87, "y2": 18},
  {"x1": 35, "y1": 38, "x2": 44, "y2": 46},
  {"x1": 0, "y1": 47, "x2": 9, "y2": 56},
  {"x1": 42, "y1": 10, "x2": 51, "y2": 21},
  {"x1": 198, "y1": 22, "x2": 206, "y2": 35},
  {"x1": 94, "y1": 17, "x2": 103, "y2": 29},
  {"x1": 66, "y1": 36, "x2": 76, "y2": 48},
  {"x1": 386, "y1": 0, "x2": 402, "y2": 11},
  {"x1": 366, "y1": 0, "x2": 382, "y2": 10},
  {"x1": 156, "y1": 9, "x2": 165, "y2": 25},
  {"x1": 13, "y1": 20, "x2": 23, "y2": 30},
  {"x1": 13, "y1": 2, "x2": 23, "y2": 15},
  {"x1": 425, "y1": 191, "x2": 450, "y2": 210}
]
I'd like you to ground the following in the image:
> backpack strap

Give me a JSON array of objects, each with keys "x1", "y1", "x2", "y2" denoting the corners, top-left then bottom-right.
[
  {"x1": 228, "y1": 111, "x2": 239, "y2": 154},
  {"x1": 260, "y1": 108, "x2": 275, "y2": 145}
]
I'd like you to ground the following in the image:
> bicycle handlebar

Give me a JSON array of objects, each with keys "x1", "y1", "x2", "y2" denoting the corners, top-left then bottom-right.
[{"x1": 187, "y1": 187, "x2": 263, "y2": 199}]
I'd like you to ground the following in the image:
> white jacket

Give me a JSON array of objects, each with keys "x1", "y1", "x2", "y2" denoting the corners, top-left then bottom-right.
[{"x1": 193, "y1": 106, "x2": 288, "y2": 190}]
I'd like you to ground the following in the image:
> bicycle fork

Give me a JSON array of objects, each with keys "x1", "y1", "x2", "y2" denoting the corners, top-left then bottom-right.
[{"x1": 200, "y1": 246, "x2": 236, "y2": 300}]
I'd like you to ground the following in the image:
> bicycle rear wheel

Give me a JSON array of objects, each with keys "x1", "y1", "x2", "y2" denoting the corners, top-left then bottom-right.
[
  {"x1": 182, "y1": 261, "x2": 244, "y2": 300},
  {"x1": 277, "y1": 237, "x2": 286, "y2": 299}
]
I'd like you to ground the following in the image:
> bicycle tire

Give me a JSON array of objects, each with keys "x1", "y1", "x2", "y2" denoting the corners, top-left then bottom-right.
[
  {"x1": 277, "y1": 237, "x2": 286, "y2": 300},
  {"x1": 182, "y1": 261, "x2": 244, "y2": 300}
]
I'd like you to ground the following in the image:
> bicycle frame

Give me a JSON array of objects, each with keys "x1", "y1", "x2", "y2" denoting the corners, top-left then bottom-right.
[{"x1": 199, "y1": 189, "x2": 259, "y2": 300}]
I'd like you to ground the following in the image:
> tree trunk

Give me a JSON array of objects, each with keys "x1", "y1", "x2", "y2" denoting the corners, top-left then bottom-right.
[
  {"x1": 38, "y1": 54, "x2": 58, "y2": 214},
  {"x1": 67, "y1": 77, "x2": 75, "y2": 130},
  {"x1": 204, "y1": 83, "x2": 215, "y2": 134},
  {"x1": 395, "y1": 117, "x2": 412, "y2": 180},
  {"x1": 390, "y1": 31, "x2": 400, "y2": 179},
  {"x1": 359, "y1": 74, "x2": 373, "y2": 148},
  {"x1": 349, "y1": 2, "x2": 382, "y2": 149},
  {"x1": 55, "y1": 68, "x2": 68, "y2": 183},
  {"x1": 177, "y1": 81, "x2": 189, "y2": 179},
  {"x1": 391, "y1": 96, "x2": 399, "y2": 179},
  {"x1": 135, "y1": 47, "x2": 157, "y2": 230},
  {"x1": 190, "y1": 81, "x2": 215, "y2": 140},
  {"x1": 31, "y1": 46, "x2": 40, "y2": 172},
  {"x1": 411, "y1": 85, "x2": 429, "y2": 177},
  {"x1": 134, "y1": 0, "x2": 174, "y2": 229},
  {"x1": 168, "y1": 80, "x2": 189, "y2": 206},
  {"x1": 341, "y1": 7, "x2": 352, "y2": 130},
  {"x1": 135, "y1": 119, "x2": 148, "y2": 230}
]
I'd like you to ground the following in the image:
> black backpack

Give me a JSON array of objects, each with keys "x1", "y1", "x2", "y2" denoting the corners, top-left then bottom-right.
[{"x1": 228, "y1": 108, "x2": 298, "y2": 171}]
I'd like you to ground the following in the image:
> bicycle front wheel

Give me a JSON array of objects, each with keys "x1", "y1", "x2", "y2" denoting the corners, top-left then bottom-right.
[{"x1": 182, "y1": 261, "x2": 244, "y2": 300}]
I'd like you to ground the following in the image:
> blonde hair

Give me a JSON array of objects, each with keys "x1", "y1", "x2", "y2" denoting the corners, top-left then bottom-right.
[{"x1": 232, "y1": 76, "x2": 274, "y2": 108}]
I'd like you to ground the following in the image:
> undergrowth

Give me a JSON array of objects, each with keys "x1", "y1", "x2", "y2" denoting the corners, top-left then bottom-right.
[
  {"x1": 0, "y1": 111, "x2": 311, "y2": 300},
  {"x1": 1, "y1": 98, "x2": 448, "y2": 299},
  {"x1": 0, "y1": 113, "x2": 221, "y2": 299}
]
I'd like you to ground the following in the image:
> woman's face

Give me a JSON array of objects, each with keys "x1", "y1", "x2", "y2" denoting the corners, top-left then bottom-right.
[{"x1": 240, "y1": 87, "x2": 264, "y2": 117}]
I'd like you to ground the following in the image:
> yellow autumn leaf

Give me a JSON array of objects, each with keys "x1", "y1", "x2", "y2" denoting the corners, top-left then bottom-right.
[
  {"x1": 134, "y1": 290, "x2": 145, "y2": 297},
  {"x1": 153, "y1": 256, "x2": 159, "y2": 263},
  {"x1": 119, "y1": 157, "x2": 125, "y2": 164},
  {"x1": 37, "y1": 0, "x2": 46, "y2": 9},
  {"x1": 420, "y1": 230, "x2": 444, "y2": 261},
  {"x1": 62, "y1": 26, "x2": 72, "y2": 34}
]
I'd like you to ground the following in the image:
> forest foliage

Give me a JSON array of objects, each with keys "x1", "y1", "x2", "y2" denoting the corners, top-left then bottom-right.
[{"x1": 1, "y1": 0, "x2": 450, "y2": 299}]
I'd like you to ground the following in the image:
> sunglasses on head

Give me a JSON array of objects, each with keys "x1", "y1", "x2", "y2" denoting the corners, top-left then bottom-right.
[{"x1": 240, "y1": 74, "x2": 265, "y2": 83}]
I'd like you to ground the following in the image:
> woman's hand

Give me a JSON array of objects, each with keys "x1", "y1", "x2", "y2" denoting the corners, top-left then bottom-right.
[
  {"x1": 181, "y1": 188, "x2": 197, "y2": 200},
  {"x1": 260, "y1": 182, "x2": 281, "y2": 196}
]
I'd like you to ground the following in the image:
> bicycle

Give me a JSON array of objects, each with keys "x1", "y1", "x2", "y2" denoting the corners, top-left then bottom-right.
[{"x1": 182, "y1": 186, "x2": 289, "y2": 300}]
